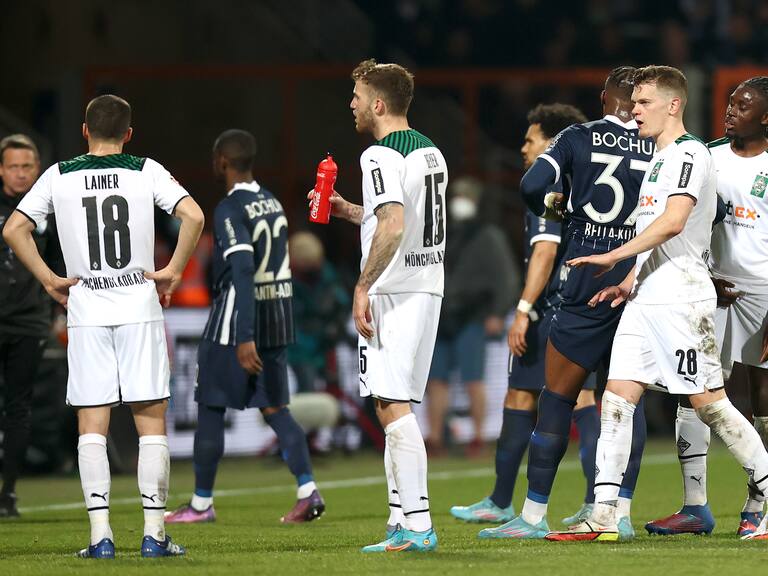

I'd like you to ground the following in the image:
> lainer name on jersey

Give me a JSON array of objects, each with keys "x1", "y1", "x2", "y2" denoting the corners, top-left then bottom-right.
[
  {"x1": 582, "y1": 222, "x2": 636, "y2": 242},
  {"x1": 84, "y1": 173, "x2": 119, "y2": 190},
  {"x1": 592, "y1": 132, "x2": 654, "y2": 155},
  {"x1": 80, "y1": 271, "x2": 148, "y2": 290},
  {"x1": 254, "y1": 280, "x2": 293, "y2": 301},
  {"x1": 404, "y1": 249, "x2": 445, "y2": 268}
]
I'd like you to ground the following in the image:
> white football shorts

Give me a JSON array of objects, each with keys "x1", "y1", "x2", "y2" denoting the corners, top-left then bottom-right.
[
  {"x1": 358, "y1": 292, "x2": 442, "y2": 403},
  {"x1": 67, "y1": 320, "x2": 170, "y2": 407},
  {"x1": 608, "y1": 299, "x2": 722, "y2": 395},
  {"x1": 715, "y1": 289, "x2": 768, "y2": 376}
]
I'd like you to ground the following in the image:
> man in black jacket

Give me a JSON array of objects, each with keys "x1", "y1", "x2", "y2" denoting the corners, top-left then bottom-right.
[{"x1": 0, "y1": 134, "x2": 59, "y2": 517}]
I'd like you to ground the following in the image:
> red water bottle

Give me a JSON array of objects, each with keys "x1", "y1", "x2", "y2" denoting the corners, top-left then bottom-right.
[{"x1": 309, "y1": 154, "x2": 337, "y2": 224}]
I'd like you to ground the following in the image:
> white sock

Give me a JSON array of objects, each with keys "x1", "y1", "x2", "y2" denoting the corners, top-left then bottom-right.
[
  {"x1": 592, "y1": 391, "x2": 636, "y2": 526},
  {"x1": 617, "y1": 496, "x2": 632, "y2": 519},
  {"x1": 79, "y1": 434, "x2": 113, "y2": 545},
  {"x1": 675, "y1": 405, "x2": 710, "y2": 507},
  {"x1": 138, "y1": 435, "x2": 170, "y2": 541},
  {"x1": 385, "y1": 437, "x2": 405, "y2": 528},
  {"x1": 521, "y1": 498, "x2": 548, "y2": 525},
  {"x1": 190, "y1": 494, "x2": 213, "y2": 511},
  {"x1": 385, "y1": 413, "x2": 431, "y2": 533},
  {"x1": 696, "y1": 399, "x2": 768, "y2": 504},
  {"x1": 743, "y1": 416, "x2": 768, "y2": 513},
  {"x1": 297, "y1": 481, "x2": 317, "y2": 500}
]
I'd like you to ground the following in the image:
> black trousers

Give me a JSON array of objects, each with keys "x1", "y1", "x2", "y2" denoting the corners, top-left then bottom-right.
[{"x1": 0, "y1": 334, "x2": 45, "y2": 494}]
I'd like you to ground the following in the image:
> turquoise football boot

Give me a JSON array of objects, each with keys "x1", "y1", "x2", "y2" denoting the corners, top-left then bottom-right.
[
  {"x1": 618, "y1": 516, "x2": 635, "y2": 540},
  {"x1": 361, "y1": 526, "x2": 438, "y2": 553},
  {"x1": 478, "y1": 515, "x2": 550, "y2": 539},
  {"x1": 450, "y1": 497, "x2": 515, "y2": 524},
  {"x1": 562, "y1": 503, "x2": 594, "y2": 526}
]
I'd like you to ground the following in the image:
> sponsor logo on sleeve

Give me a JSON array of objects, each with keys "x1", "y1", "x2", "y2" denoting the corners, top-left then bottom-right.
[
  {"x1": 648, "y1": 160, "x2": 664, "y2": 182},
  {"x1": 678, "y1": 162, "x2": 693, "y2": 188},
  {"x1": 224, "y1": 217, "x2": 237, "y2": 245},
  {"x1": 371, "y1": 167, "x2": 385, "y2": 196}
]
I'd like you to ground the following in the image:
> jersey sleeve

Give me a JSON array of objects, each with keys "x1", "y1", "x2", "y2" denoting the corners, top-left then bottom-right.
[
  {"x1": 539, "y1": 125, "x2": 582, "y2": 185},
  {"x1": 213, "y1": 201, "x2": 253, "y2": 259},
  {"x1": 145, "y1": 158, "x2": 190, "y2": 214},
  {"x1": 526, "y1": 209, "x2": 562, "y2": 245},
  {"x1": 16, "y1": 165, "x2": 56, "y2": 226},
  {"x1": 361, "y1": 147, "x2": 404, "y2": 211},
  {"x1": 666, "y1": 142, "x2": 707, "y2": 203}
]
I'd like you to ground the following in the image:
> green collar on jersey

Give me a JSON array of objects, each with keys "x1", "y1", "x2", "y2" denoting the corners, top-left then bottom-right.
[
  {"x1": 375, "y1": 129, "x2": 436, "y2": 157},
  {"x1": 707, "y1": 136, "x2": 730, "y2": 148},
  {"x1": 58, "y1": 153, "x2": 146, "y2": 174},
  {"x1": 675, "y1": 133, "x2": 706, "y2": 146}
]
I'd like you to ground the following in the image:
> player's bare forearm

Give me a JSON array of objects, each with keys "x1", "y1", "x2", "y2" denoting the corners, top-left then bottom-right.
[
  {"x1": 333, "y1": 195, "x2": 364, "y2": 225},
  {"x1": 356, "y1": 203, "x2": 404, "y2": 291},
  {"x1": 520, "y1": 241, "x2": 558, "y2": 304},
  {"x1": 618, "y1": 267, "x2": 636, "y2": 293},
  {"x1": 607, "y1": 196, "x2": 694, "y2": 264},
  {"x1": 168, "y1": 196, "x2": 205, "y2": 274}
]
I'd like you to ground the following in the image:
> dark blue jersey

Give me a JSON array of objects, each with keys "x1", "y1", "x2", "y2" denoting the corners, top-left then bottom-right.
[
  {"x1": 522, "y1": 115, "x2": 655, "y2": 249},
  {"x1": 203, "y1": 182, "x2": 294, "y2": 348},
  {"x1": 523, "y1": 187, "x2": 567, "y2": 312}
]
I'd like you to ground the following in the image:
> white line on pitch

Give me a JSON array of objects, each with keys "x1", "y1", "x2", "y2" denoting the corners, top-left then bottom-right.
[{"x1": 18, "y1": 453, "x2": 678, "y2": 515}]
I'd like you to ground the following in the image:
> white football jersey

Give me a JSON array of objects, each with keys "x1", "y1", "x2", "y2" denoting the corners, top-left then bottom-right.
[
  {"x1": 17, "y1": 153, "x2": 189, "y2": 326},
  {"x1": 632, "y1": 135, "x2": 717, "y2": 304},
  {"x1": 708, "y1": 138, "x2": 768, "y2": 292},
  {"x1": 359, "y1": 129, "x2": 447, "y2": 296}
]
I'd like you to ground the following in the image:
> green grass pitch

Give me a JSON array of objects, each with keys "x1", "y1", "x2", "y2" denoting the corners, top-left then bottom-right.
[{"x1": 1, "y1": 441, "x2": 766, "y2": 575}]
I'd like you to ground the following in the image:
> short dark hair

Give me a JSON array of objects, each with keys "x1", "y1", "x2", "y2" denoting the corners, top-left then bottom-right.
[
  {"x1": 213, "y1": 129, "x2": 257, "y2": 172},
  {"x1": 740, "y1": 76, "x2": 768, "y2": 103},
  {"x1": 633, "y1": 65, "x2": 688, "y2": 103},
  {"x1": 605, "y1": 66, "x2": 637, "y2": 98},
  {"x1": 85, "y1": 95, "x2": 132, "y2": 141},
  {"x1": 0, "y1": 134, "x2": 39, "y2": 164},
  {"x1": 352, "y1": 59, "x2": 414, "y2": 116},
  {"x1": 527, "y1": 103, "x2": 588, "y2": 139}
]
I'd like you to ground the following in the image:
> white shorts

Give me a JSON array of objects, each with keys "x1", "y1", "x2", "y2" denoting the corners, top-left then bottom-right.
[
  {"x1": 608, "y1": 299, "x2": 722, "y2": 395},
  {"x1": 358, "y1": 293, "x2": 441, "y2": 403},
  {"x1": 67, "y1": 321, "x2": 170, "y2": 407},
  {"x1": 715, "y1": 290, "x2": 768, "y2": 375}
]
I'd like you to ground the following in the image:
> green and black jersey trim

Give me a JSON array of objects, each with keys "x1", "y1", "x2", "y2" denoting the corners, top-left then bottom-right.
[
  {"x1": 675, "y1": 133, "x2": 706, "y2": 146},
  {"x1": 58, "y1": 154, "x2": 146, "y2": 174},
  {"x1": 375, "y1": 130, "x2": 436, "y2": 157},
  {"x1": 707, "y1": 137, "x2": 730, "y2": 149}
]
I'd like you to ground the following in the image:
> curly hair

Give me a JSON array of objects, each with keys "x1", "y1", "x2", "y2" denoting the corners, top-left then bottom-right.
[
  {"x1": 527, "y1": 103, "x2": 588, "y2": 139},
  {"x1": 351, "y1": 59, "x2": 414, "y2": 116}
]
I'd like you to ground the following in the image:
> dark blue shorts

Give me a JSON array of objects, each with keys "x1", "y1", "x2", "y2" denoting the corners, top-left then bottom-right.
[
  {"x1": 509, "y1": 307, "x2": 596, "y2": 391},
  {"x1": 429, "y1": 322, "x2": 486, "y2": 382},
  {"x1": 195, "y1": 340, "x2": 289, "y2": 410},
  {"x1": 548, "y1": 238, "x2": 635, "y2": 372}
]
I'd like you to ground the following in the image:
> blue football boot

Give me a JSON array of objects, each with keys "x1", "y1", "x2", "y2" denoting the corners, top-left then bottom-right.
[
  {"x1": 361, "y1": 526, "x2": 438, "y2": 553},
  {"x1": 141, "y1": 534, "x2": 186, "y2": 557},
  {"x1": 478, "y1": 515, "x2": 550, "y2": 539},
  {"x1": 77, "y1": 538, "x2": 115, "y2": 559}
]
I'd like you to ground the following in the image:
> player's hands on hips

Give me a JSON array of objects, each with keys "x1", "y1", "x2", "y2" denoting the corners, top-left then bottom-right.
[
  {"x1": 567, "y1": 252, "x2": 617, "y2": 277},
  {"x1": 236, "y1": 341, "x2": 264, "y2": 374},
  {"x1": 144, "y1": 266, "x2": 182, "y2": 308},
  {"x1": 508, "y1": 312, "x2": 529, "y2": 357},
  {"x1": 543, "y1": 192, "x2": 565, "y2": 221},
  {"x1": 353, "y1": 285, "x2": 374, "y2": 339},
  {"x1": 588, "y1": 285, "x2": 629, "y2": 309},
  {"x1": 44, "y1": 272, "x2": 79, "y2": 308},
  {"x1": 711, "y1": 277, "x2": 743, "y2": 308}
]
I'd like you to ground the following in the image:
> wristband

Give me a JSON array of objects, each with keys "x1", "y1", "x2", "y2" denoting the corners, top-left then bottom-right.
[{"x1": 516, "y1": 299, "x2": 533, "y2": 315}]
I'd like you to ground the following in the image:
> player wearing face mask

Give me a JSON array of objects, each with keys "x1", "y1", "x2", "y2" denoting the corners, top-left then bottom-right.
[{"x1": 425, "y1": 177, "x2": 519, "y2": 458}]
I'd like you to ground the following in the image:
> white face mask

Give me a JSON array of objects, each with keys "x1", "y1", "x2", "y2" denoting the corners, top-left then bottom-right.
[{"x1": 450, "y1": 196, "x2": 477, "y2": 221}]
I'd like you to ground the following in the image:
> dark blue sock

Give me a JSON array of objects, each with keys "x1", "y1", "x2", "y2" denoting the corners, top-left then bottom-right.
[
  {"x1": 264, "y1": 407, "x2": 314, "y2": 487},
  {"x1": 489, "y1": 408, "x2": 536, "y2": 509},
  {"x1": 573, "y1": 404, "x2": 599, "y2": 504},
  {"x1": 619, "y1": 394, "x2": 646, "y2": 499},
  {"x1": 193, "y1": 404, "x2": 226, "y2": 497},
  {"x1": 526, "y1": 389, "x2": 576, "y2": 502}
]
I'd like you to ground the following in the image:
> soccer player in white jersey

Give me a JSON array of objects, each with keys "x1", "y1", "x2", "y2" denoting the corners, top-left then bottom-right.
[
  {"x1": 2, "y1": 95, "x2": 204, "y2": 557},
  {"x1": 646, "y1": 76, "x2": 768, "y2": 538},
  {"x1": 312, "y1": 59, "x2": 446, "y2": 552},
  {"x1": 545, "y1": 66, "x2": 768, "y2": 542}
]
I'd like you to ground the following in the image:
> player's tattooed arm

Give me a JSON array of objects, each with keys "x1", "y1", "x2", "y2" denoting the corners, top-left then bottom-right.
[
  {"x1": 357, "y1": 202, "x2": 404, "y2": 290},
  {"x1": 307, "y1": 189, "x2": 364, "y2": 225}
]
